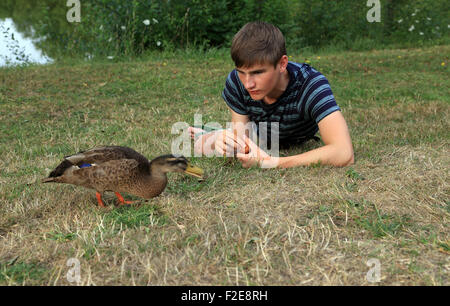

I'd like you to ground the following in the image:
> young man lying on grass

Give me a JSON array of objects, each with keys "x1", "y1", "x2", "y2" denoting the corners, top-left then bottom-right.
[{"x1": 188, "y1": 21, "x2": 354, "y2": 169}]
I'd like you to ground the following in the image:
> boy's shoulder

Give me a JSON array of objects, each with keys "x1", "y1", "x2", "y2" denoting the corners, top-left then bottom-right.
[{"x1": 287, "y1": 61, "x2": 318, "y2": 81}]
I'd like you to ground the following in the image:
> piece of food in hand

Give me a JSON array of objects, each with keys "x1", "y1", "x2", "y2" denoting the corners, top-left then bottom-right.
[
  {"x1": 241, "y1": 142, "x2": 250, "y2": 154},
  {"x1": 231, "y1": 135, "x2": 250, "y2": 154},
  {"x1": 221, "y1": 131, "x2": 250, "y2": 155}
]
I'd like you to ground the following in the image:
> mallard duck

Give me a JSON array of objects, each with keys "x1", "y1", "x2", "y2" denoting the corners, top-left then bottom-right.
[{"x1": 42, "y1": 146, "x2": 204, "y2": 207}]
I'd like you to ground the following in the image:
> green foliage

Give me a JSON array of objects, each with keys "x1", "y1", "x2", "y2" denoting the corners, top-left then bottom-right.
[
  {"x1": 289, "y1": 0, "x2": 450, "y2": 50},
  {"x1": 0, "y1": 0, "x2": 449, "y2": 58},
  {"x1": 346, "y1": 168, "x2": 365, "y2": 181},
  {"x1": 103, "y1": 204, "x2": 168, "y2": 230},
  {"x1": 346, "y1": 199, "x2": 411, "y2": 238},
  {"x1": 386, "y1": 0, "x2": 450, "y2": 42},
  {"x1": 0, "y1": 261, "x2": 46, "y2": 284},
  {"x1": 45, "y1": 231, "x2": 78, "y2": 242},
  {"x1": 74, "y1": 0, "x2": 293, "y2": 55}
]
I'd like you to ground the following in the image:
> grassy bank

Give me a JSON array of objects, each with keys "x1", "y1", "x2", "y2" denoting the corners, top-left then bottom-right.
[{"x1": 0, "y1": 45, "x2": 448, "y2": 285}]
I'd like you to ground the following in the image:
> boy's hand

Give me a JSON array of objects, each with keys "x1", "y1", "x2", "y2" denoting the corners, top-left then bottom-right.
[
  {"x1": 214, "y1": 130, "x2": 249, "y2": 157},
  {"x1": 236, "y1": 135, "x2": 279, "y2": 168}
]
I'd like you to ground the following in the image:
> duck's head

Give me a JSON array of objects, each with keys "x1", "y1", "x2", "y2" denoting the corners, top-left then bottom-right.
[{"x1": 150, "y1": 154, "x2": 204, "y2": 178}]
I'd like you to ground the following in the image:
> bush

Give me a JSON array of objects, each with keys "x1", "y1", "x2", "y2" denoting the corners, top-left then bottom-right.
[
  {"x1": 39, "y1": 0, "x2": 294, "y2": 58},
  {"x1": 1, "y1": 0, "x2": 449, "y2": 58}
]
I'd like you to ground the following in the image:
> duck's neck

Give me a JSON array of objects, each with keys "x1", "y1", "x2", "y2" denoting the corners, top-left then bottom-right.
[{"x1": 141, "y1": 171, "x2": 168, "y2": 199}]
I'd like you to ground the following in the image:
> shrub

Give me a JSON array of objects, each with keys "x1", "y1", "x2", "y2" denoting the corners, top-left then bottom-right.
[{"x1": 1, "y1": 0, "x2": 448, "y2": 58}]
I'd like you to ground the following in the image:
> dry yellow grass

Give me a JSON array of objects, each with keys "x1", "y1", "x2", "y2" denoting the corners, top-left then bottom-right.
[{"x1": 0, "y1": 45, "x2": 449, "y2": 285}]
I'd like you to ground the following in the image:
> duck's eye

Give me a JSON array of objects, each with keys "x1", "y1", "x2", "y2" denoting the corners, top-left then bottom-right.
[
  {"x1": 166, "y1": 157, "x2": 186, "y2": 165},
  {"x1": 176, "y1": 161, "x2": 187, "y2": 167}
]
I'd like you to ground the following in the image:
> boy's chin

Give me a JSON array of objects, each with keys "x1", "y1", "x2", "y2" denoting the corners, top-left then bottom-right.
[{"x1": 249, "y1": 91, "x2": 264, "y2": 100}]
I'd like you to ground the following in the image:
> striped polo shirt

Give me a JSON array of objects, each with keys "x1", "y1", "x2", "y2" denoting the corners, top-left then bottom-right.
[{"x1": 222, "y1": 62, "x2": 340, "y2": 146}]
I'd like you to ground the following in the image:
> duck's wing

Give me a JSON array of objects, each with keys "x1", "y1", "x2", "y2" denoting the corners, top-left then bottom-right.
[
  {"x1": 66, "y1": 146, "x2": 149, "y2": 165},
  {"x1": 43, "y1": 158, "x2": 141, "y2": 188},
  {"x1": 48, "y1": 146, "x2": 149, "y2": 178},
  {"x1": 69, "y1": 159, "x2": 142, "y2": 192}
]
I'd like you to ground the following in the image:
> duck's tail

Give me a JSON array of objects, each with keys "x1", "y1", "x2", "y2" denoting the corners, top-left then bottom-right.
[
  {"x1": 42, "y1": 177, "x2": 57, "y2": 183},
  {"x1": 42, "y1": 159, "x2": 75, "y2": 183},
  {"x1": 48, "y1": 159, "x2": 74, "y2": 178}
]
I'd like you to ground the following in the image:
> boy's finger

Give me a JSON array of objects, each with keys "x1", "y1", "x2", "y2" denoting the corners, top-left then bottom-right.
[
  {"x1": 216, "y1": 139, "x2": 234, "y2": 156},
  {"x1": 240, "y1": 135, "x2": 254, "y2": 152},
  {"x1": 223, "y1": 132, "x2": 239, "y2": 145},
  {"x1": 231, "y1": 133, "x2": 246, "y2": 148},
  {"x1": 223, "y1": 133, "x2": 247, "y2": 154},
  {"x1": 236, "y1": 153, "x2": 245, "y2": 159},
  {"x1": 215, "y1": 141, "x2": 226, "y2": 155}
]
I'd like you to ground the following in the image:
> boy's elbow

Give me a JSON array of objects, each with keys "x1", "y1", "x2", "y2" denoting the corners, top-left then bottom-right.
[
  {"x1": 344, "y1": 152, "x2": 355, "y2": 166},
  {"x1": 335, "y1": 149, "x2": 354, "y2": 167}
]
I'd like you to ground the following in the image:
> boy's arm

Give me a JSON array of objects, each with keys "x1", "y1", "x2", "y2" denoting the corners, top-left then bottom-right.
[
  {"x1": 237, "y1": 111, "x2": 354, "y2": 168},
  {"x1": 277, "y1": 111, "x2": 354, "y2": 167}
]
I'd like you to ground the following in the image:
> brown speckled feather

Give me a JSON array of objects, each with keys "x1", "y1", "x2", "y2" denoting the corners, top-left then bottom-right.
[
  {"x1": 43, "y1": 146, "x2": 172, "y2": 199},
  {"x1": 71, "y1": 159, "x2": 168, "y2": 198},
  {"x1": 49, "y1": 146, "x2": 150, "y2": 178}
]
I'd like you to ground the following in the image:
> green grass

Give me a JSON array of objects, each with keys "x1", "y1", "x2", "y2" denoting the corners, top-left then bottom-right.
[
  {"x1": 0, "y1": 261, "x2": 47, "y2": 284},
  {"x1": 0, "y1": 45, "x2": 448, "y2": 285},
  {"x1": 345, "y1": 168, "x2": 365, "y2": 181},
  {"x1": 45, "y1": 231, "x2": 78, "y2": 242},
  {"x1": 103, "y1": 204, "x2": 168, "y2": 230},
  {"x1": 354, "y1": 203, "x2": 411, "y2": 239}
]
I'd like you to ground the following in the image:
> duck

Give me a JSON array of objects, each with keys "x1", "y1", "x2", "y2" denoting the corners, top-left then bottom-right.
[{"x1": 42, "y1": 146, "x2": 204, "y2": 207}]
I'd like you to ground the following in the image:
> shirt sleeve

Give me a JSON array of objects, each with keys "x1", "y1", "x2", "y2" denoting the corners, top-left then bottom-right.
[
  {"x1": 303, "y1": 72, "x2": 340, "y2": 124},
  {"x1": 221, "y1": 70, "x2": 248, "y2": 115}
]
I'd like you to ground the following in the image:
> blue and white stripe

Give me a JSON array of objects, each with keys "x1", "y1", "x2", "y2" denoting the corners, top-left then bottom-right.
[{"x1": 222, "y1": 61, "x2": 340, "y2": 145}]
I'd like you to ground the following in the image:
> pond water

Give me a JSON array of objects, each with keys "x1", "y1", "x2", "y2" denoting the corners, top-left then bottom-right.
[{"x1": 0, "y1": 18, "x2": 53, "y2": 67}]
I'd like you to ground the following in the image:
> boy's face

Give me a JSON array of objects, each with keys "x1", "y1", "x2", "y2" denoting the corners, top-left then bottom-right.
[{"x1": 236, "y1": 55, "x2": 288, "y2": 101}]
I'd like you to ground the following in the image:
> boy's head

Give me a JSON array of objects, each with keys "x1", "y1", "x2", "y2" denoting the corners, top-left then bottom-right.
[
  {"x1": 231, "y1": 22, "x2": 289, "y2": 102},
  {"x1": 231, "y1": 21, "x2": 286, "y2": 68}
]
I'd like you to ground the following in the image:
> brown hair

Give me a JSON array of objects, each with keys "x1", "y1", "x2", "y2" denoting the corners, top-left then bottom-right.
[{"x1": 231, "y1": 21, "x2": 286, "y2": 68}]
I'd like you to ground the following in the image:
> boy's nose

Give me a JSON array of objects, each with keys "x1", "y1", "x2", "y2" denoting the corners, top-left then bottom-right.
[{"x1": 243, "y1": 76, "x2": 256, "y2": 89}]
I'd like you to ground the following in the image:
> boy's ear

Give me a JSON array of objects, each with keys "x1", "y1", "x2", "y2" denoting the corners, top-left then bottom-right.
[{"x1": 278, "y1": 55, "x2": 289, "y2": 72}]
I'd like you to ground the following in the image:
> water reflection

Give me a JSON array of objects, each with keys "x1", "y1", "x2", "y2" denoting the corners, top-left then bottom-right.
[{"x1": 0, "y1": 18, "x2": 53, "y2": 67}]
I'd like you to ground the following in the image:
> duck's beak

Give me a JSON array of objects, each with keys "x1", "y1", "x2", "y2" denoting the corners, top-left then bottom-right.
[{"x1": 184, "y1": 164, "x2": 204, "y2": 179}]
